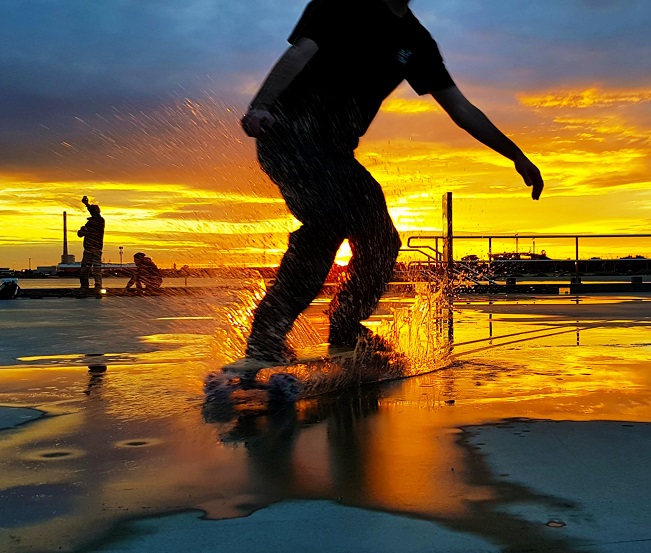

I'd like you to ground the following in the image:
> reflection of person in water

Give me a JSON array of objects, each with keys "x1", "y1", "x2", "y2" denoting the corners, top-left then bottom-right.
[
  {"x1": 85, "y1": 364, "x2": 107, "y2": 396},
  {"x1": 202, "y1": 387, "x2": 383, "y2": 497},
  {"x1": 204, "y1": 385, "x2": 583, "y2": 552},
  {"x1": 126, "y1": 252, "x2": 162, "y2": 292}
]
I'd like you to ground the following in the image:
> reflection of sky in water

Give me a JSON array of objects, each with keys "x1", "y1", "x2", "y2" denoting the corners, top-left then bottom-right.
[{"x1": 0, "y1": 290, "x2": 650, "y2": 552}]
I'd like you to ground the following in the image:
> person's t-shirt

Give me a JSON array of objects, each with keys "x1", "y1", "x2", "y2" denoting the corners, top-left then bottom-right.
[
  {"x1": 82, "y1": 215, "x2": 105, "y2": 253},
  {"x1": 274, "y1": 0, "x2": 455, "y2": 149}
]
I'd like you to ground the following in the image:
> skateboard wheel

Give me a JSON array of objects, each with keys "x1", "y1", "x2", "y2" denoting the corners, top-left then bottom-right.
[
  {"x1": 268, "y1": 373, "x2": 302, "y2": 402},
  {"x1": 204, "y1": 372, "x2": 238, "y2": 401}
]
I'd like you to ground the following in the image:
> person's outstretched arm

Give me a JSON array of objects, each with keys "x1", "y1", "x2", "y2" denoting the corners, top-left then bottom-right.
[
  {"x1": 241, "y1": 37, "x2": 319, "y2": 137},
  {"x1": 432, "y1": 86, "x2": 544, "y2": 200}
]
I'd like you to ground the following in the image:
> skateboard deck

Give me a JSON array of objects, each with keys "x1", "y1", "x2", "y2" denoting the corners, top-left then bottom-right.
[
  {"x1": 204, "y1": 370, "x2": 303, "y2": 407},
  {"x1": 204, "y1": 340, "x2": 405, "y2": 414}
]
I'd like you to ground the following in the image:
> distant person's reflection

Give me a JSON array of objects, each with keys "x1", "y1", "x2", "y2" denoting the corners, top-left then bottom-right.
[{"x1": 85, "y1": 364, "x2": 107, "y2": 396}]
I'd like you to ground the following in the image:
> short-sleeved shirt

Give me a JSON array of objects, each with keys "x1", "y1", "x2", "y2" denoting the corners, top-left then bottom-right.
[
  {"x1": 80, "y1": 215, "x2": 105, "y2": 253},
  {"x1": 273, "y1": 0, "x2": 455, "y2": 150}
]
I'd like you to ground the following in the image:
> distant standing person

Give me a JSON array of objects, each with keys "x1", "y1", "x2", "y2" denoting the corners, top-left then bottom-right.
[
  {"x1": 126, "y1": 252, "x2": 162, "y2": 292},
  {"x1": 77, "y1": 196, "x2": 105, "y2": 294},
  {"x1": 235, "y1": 0, "x2": 544, "y2": 369}
]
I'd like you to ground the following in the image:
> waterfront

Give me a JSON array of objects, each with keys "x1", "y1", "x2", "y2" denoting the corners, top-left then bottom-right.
[{"x1": 8, "y1": 271, "x2": 651, "y2": 291}]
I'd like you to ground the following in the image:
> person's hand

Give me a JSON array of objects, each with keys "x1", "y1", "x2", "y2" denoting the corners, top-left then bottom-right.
[
  {"x1": 241, "y1": 108, "x2": 276, "y2": 137},
  {"x1": 515, "y1": 156, "x2": 544, "y2": 200},
  {"x1": 81, "y1": 195, "x2": 89, "y2": 205}
]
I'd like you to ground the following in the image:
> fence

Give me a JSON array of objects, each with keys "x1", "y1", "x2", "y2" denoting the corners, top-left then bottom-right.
[{"x1": 402, "y1": 234, "x2": 651, "y2": 282}]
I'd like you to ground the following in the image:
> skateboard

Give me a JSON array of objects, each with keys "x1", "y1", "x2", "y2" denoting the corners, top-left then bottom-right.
[
  {"x1": 204, "y1": 369, "x2": 302, "y2": 408},
  {"x1": 203, "y1": 345, "x2": 360, "y2": 411},
  {"x1": 205, "y1": 337, "x2": 410, "y2": 415}
]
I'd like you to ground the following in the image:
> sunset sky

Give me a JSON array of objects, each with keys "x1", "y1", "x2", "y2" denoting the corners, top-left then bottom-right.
[{"x1": 1, "y1": 0, "x2": 650, "y2": 268}]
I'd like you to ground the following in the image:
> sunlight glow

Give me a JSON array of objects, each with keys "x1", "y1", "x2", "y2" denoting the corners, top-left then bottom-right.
[{"x1": 3, "y1": 84, "x2": 651, "y2": 267}]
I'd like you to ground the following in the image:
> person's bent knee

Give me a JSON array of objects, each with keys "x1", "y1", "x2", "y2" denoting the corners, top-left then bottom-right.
[
  {"x1": 382, "y1": 225, "x2": 401, "y2": 263},
  {"x1": 390, "y1": 227, "x2": 402, "y2": 258}
]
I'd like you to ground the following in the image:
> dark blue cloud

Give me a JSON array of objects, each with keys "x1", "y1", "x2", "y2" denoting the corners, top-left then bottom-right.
[
  {"x1": 1, "y1": 0, "x2": 649, "y2": 171},
  {"x1": 0, "y1": 1, "x2": 305, "y2": 131},
  {"x1": 420, "y1": 0, "x2": 651, "y2": 88}
]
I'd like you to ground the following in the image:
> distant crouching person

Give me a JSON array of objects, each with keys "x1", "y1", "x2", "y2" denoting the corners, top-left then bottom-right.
[{"x1": 126, "y1": 252, "x2": 162, "y2": 292}]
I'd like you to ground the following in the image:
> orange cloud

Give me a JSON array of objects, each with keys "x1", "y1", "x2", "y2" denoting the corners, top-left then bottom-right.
[
  {"x1": 519, "y1": 87, "x2": 651, "y2": 109},
  {"x1": 4, "y1": 84, "x2": 651, "y2": 269},
  {"x1": 380, "y1": 98, "x2": 443, "y2": 114}
]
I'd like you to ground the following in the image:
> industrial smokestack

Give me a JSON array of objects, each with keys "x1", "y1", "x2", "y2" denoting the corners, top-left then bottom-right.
[
  {"x1": 63, "y1": 211, "x2": 69, "y2": 259},
  {"x1": 60, "y1": 211, "x2": 75, "y2": 264}
]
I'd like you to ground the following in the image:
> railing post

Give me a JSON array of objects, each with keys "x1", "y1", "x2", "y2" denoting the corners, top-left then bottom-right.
[
  {"x1": 575, "y1": 236, "x2": 580, "y2": 283},
  {"x1": 488, "y1": 237, "x2": 492, "y2": 269},
  {"x1": 442, "y1": 192, "x2": 453, "y2": 285}
]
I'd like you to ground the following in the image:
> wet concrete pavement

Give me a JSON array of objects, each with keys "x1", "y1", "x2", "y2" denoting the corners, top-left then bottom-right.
[{"x1": 1, "y1": 290, "x2": 650, "y2": 552}]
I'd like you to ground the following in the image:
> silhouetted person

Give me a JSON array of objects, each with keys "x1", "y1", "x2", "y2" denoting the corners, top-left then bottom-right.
[
  {"x1": 234, "y1": 0, "x2": 544, "y2": 369},
  {"x1": 77, "y1": 196, "x2": 105, "y2": 293},
  {"x1": 126, "y1": 252, "x2": 162, "y2": 292}
]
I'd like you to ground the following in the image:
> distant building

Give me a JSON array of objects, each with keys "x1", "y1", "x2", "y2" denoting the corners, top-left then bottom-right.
[
  {"x1": 56, "y1": 262, "x2": 82, "y2": 275},
  {"x1": 56, "y1": 261, "x2": 136, "y2": 275},
  {"x1": 35, "y1": 265, "x2": 58, "y2": 276}
]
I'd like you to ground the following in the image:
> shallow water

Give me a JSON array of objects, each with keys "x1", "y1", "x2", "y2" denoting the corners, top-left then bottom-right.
[{"x1": 1, "y1": 288, "x2": 650, "y2": 552}]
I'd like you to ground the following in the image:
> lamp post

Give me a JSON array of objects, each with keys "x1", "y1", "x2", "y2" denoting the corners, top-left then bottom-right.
[{"x1": 119, "y1": 246, "x2": 123, "y2": 268}]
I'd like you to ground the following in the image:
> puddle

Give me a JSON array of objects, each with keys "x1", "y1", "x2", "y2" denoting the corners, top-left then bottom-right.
[{"x1": 0, "y1": 293, "x2": 650, "y2": 552}]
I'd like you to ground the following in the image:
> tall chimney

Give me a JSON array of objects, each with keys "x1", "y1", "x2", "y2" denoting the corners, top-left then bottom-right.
[{"x1": 62, "y1": 211, "x2": 69, "y2": 263}]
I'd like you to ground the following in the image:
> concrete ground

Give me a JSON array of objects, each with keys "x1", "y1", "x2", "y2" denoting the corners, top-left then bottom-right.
[{"x1": 1, "y1": 291, "x2": 650, "y2": 552}]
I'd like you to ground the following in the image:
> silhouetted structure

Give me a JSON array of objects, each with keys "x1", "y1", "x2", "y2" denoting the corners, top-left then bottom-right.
[{"x1": 61, "y1": 211, "x2": 76, "y2": 264}]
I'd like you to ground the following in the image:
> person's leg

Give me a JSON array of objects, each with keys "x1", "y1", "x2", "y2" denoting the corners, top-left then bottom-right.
[
  {"x1": 79, "y1": 253, "x2": 90, "y2": 289},
  {"x1": 142, "y1": 276, "x2": 162, "y2": 293},
  {"x1": 246, "y1": 223, "x2": 343, "y2": 361},
  {"x1": 328, "y1": 165, "x2": 402, "y2": 347},
  {"x1": 244, "y1": 136, "x2": 347, "y2": 362},
  {"x1": 92, "y1": 254, "x2": 103, "y2": 289}
]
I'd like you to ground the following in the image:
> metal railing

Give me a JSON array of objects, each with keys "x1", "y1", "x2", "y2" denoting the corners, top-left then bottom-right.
[{"x1": 403, "y1": 234, "x2": 651, "y2": 282}]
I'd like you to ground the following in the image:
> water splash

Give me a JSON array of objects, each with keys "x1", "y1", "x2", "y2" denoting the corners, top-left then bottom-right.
[{"x1": 250, "y1": 284, "x2": 455, "y2": 399}]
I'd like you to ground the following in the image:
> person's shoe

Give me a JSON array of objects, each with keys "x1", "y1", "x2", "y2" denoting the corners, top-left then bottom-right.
[
  {"x1": 328, "y1": 322, "x2": 365, "y2": 349},
  {"x1": 329, "y1": 323, "x2": 392, "y2": 352},
  {"x1": 222, "y1": 344, "x2": 297, "y2": 379},
  {"x1": 245, "y1": 342, "x2": 297, "y2": 365},
  {"x1": 326, "y1": 344, "x2": 356, "y2": 360},
  {"x1": 221, "y1": 357, "x2": 276, "y2": 379}
]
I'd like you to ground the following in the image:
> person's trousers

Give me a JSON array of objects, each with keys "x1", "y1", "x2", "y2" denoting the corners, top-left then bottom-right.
[
  {"x1": 247, "y1": 133, "x2": 401, "y2": 358},
  {"x1": 80, "y1": 250, "x2": 103, "y2": 289}
]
